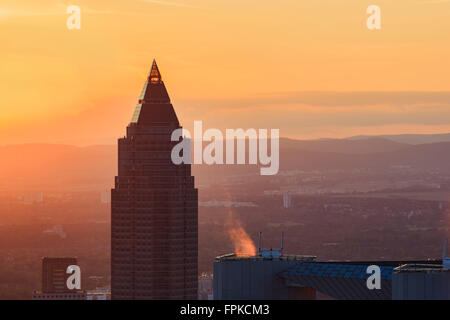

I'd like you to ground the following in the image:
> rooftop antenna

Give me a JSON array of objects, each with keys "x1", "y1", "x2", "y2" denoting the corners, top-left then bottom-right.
[{"x1": 258, "y1": 232, "x2": 263, "y2": 254}]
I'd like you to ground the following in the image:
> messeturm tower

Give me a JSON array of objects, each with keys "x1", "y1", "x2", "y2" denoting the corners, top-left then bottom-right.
[{"x1": 111, "y1": 60, "x2": 198, "y2": 300}]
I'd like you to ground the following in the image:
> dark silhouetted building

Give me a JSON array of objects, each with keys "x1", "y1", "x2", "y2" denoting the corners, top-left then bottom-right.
[
  {"x1": 32, "y1": 257, "x2": 86, "y2": 300},
  {"x1": 214, "y1": 249, "x2": 443, "y2": 300},
  {"x1": 393, "y1": 263, "x2": 450, "y2": 300},
  {"x1": 42, "y1": 257, "x2": 77, "y2": 293},
  {"x1": 111, "y1": 60, "x2": 198, "y2": 300}
]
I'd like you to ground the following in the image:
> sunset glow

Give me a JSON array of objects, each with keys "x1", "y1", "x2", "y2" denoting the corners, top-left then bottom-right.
[{"x1": 1, "y1": 0, "x2": 450, "y2": 145}]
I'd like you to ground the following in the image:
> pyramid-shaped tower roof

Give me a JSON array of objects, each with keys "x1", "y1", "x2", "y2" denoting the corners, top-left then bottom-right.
[{"x1": 131, "y1": 60, "x2": 179, "y2": 125}]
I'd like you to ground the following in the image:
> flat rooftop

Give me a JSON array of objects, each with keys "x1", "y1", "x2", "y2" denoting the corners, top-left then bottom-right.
[
  {"x1": 394, "y1": 263, "x2": 450, "y2": 273},
  {"x1": 214, "y1": 253, "x2": 317, "y2": 262},
  {"x1": 215, "y1": 254, "x2": 442, "y2": 267}
]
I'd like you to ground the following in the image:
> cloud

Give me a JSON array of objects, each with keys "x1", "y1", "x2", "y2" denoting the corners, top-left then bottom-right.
[
  {"x1": 0, "y1": 7, "x2": 113, "y2": 18},
  {"x1": 139, "y1": 0, "x2": 199, "y2": 9},
  {"x1": 0, "y1": 9, "x2": 59, "y2": 17},
  {"x1": 418, "y1": 0, "x2": 450, "y2": 4},
  {"x1": 174, "y1": 91, "x2": 450, "y2": 138},
  {"x1": 181, "y1": 91, "x2": 450, "y2": 110},
  {"x1": 0, "y1": 0, "x2": 195, "y2": 20}
]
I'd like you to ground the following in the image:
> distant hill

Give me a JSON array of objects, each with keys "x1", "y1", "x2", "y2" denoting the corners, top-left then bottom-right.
[
  {"x1": 280, "y1": 141, "x2": 450, "y2": 171},
  {"x1": 1, "y1": 137, "x2": 450, "y2": 191},
  {"x1": 280, "y1": 137, "x2": 408, "y2": 154},
  {"x1": 346, "y1": 133, "x2": 450, "y2": 145}
]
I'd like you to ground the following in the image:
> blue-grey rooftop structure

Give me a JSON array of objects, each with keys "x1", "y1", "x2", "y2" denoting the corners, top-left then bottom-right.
[{"x1": 213, "y1": 253, "x2": 441, "y2": 300}]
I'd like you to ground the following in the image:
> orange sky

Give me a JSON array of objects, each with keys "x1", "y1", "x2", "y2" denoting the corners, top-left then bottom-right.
[{"x1": 1, "y1": 0, "x2": 450, "y2": 145}]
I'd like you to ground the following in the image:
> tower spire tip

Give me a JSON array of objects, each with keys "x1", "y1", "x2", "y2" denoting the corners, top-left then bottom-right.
[{"x1": 149, "y1": 59, "x2": 162, "y2": 84}]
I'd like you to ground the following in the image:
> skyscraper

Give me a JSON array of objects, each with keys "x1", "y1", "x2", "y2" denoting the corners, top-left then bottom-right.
[{"x1": 111, "y1": 60, "x2": 198, "y2": 300}]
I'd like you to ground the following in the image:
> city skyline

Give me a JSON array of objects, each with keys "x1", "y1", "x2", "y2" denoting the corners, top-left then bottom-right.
[{"x1": 1, "y1": 0, "x2": 450, "y2": 304}]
